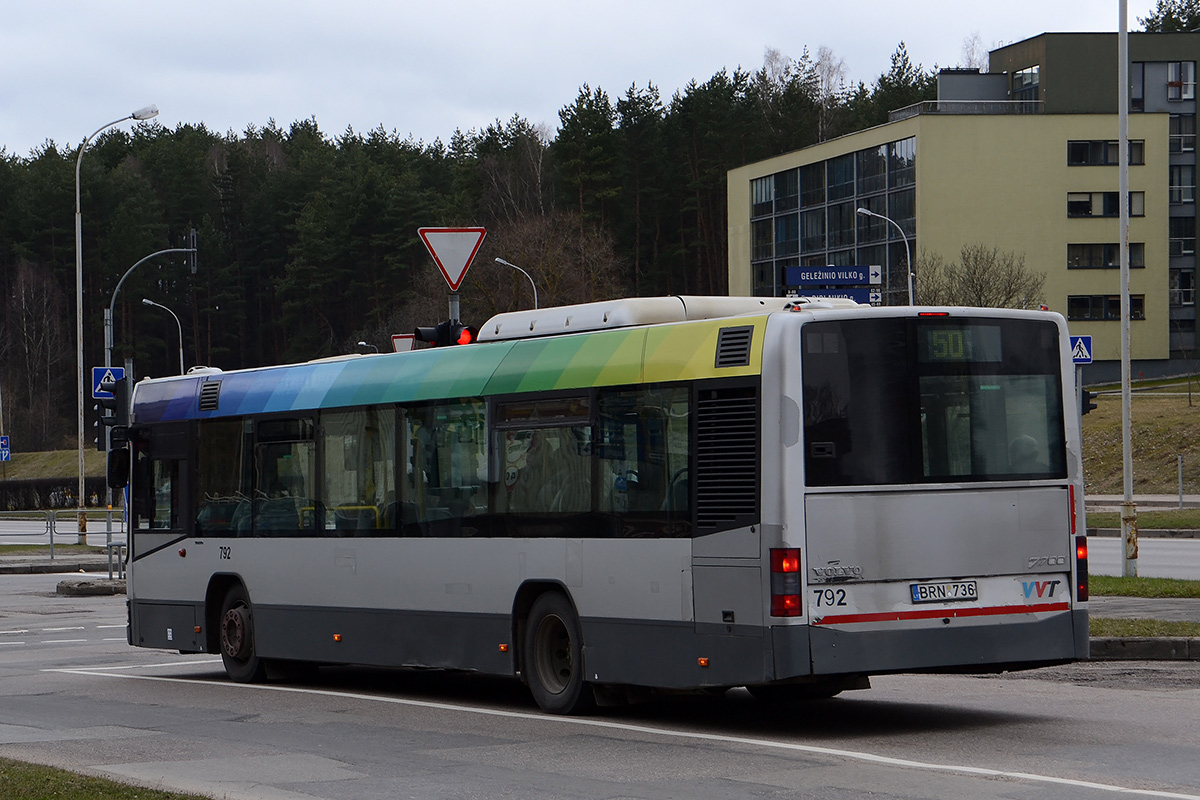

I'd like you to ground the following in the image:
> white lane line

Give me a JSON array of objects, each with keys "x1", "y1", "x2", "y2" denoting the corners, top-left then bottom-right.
[
  {"x1": 43, "y1": 627, "x2": 85, "y2": 632},
  {"x1": 44, "y1": 639, "x2": 88, "y2": 644},
  {"x1": 0, "y1": 629, "x2": 29, "y2": 635},
  {"x1": 0, "y1": 641, "x2": 26, "y2": 646},
  {"x1": 102, "y1": 638, "x2": 127, "y2": 642},
  {"x1": 96, "y1": 625, "x2": 126, "y2": 630},
  {"x1": 47, "y1": 663, "x2": 1200, "y2": 800}
]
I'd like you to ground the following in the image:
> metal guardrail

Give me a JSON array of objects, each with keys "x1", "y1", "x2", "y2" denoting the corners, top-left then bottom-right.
[{"x1": 0, "y1": 508, "x2": 127, "y2": 579}]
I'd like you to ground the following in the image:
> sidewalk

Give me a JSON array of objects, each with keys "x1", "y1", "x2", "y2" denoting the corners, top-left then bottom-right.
[{"x1": 0, "y1": 551, "x2": 1196, "y2": 661}]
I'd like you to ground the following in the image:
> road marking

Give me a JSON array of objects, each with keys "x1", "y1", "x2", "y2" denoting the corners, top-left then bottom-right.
[
  {"x1": 0, "y1": 629, "x2": 29, "y2": 635},
  {"x1": 0, "y1": 641, "x2": 25, "y2": 646},
  {"x1": 47, "y1": 661, "x2": 1200, "y2": 800},
  {"x1": 96, "y1": 625, "x2": 126, "y2": 629},
  {"x1": 44, "y1": 639, "x2": 88, "y2": 644},
  {"x1": 43, "y1": 626, "x2": 85, "y2": 632},
  {"x1": 102, "y1": 638, "x2": 127, "y2": 642}
]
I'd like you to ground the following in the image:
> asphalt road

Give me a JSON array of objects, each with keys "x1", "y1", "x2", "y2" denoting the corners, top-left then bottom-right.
[{"x1": 1, "y1": 573, "x2": 1199, "y2": 800}]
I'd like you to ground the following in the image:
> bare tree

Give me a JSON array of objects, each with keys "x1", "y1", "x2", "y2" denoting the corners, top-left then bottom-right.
[
  {"x1": 815, "y1": 46, "x2": 848, "y2": 141},
  {"x1": 1, "y1": 260, "x2": 69, "y2": 448},
  {"x1": 915, "y1": 244, "x2": 1045, "y2": 308},
  {"x1": 960, "y1": 33, "x2": 989, "y2": 71}
]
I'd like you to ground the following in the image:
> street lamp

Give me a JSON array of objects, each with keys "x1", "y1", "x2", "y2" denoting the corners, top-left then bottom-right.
[
  {"x1": 75, "y1": 104, "x2": 158, "y2": 534},
  {"x1": 142, "y1": 299, "x2": 185, "y2": 375},
  {"x1": 856, "y1": 207, "x2": 913, "y2": 306},
  {"x1": 357, "y1": 341, "x2": 379, "y2": 353},
  {"x1": 106, "y1": 247, "x2": 196, "y2": 373},
  {"x1": 494, "y1": 257, "x2": 539, "y2": 309}
]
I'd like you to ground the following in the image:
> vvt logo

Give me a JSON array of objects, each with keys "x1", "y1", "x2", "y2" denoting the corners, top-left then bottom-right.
[{"x1": 1022, "y1": 580, "x2": 1062, "y2": 599}]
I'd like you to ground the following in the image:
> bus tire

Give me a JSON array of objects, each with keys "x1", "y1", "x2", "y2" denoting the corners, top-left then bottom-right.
[
  {"x1": 524, "y1": 593, "x2": 594, "y2": 715},
  {"x1": 219, "y1": 584, "x2": 266, "y2": 683}
]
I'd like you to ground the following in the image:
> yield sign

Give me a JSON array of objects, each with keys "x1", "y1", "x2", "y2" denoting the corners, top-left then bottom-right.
[{"x1": 418, "y1": 227, "x2": 487, "y2": 291}]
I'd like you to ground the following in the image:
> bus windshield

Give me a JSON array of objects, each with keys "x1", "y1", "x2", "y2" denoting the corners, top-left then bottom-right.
[{"x1": 802, "y1": 316, "x2": 1066, "y2": 486}]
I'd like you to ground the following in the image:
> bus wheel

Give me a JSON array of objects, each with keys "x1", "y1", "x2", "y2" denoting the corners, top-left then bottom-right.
[
  {"x1": 219, "y1": 585, "x2": 266, "y2": 683},
  {"x1": 524, "y1": 593, "x2": 594, "y2": 715}
]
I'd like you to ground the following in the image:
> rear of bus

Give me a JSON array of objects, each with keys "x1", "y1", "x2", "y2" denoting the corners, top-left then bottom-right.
[{"x1": 795, "y1": 308, "x2": 1087, "y2": 677}]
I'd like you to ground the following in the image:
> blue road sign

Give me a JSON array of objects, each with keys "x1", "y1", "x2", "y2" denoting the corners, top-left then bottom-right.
[
  {"x1": 795, "y1": 288, "x2": 873, "y2": 304},
  {"x1": 785, "y1": 265, "x2": 881, "y2": 287},
  {"x1": 92, "y1": 366, "x2": 126, "y2": 399},
  {"x1": 0, "y1": 435, "x2": 9, "y2": 462},
  {"x1": 1070, "y1": 335, "x2": 1093, "y2": 365}
]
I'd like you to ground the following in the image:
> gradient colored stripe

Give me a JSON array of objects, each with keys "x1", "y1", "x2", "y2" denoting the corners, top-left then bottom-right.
[
  {"x1": 811, "y1": 601, "x2": 1071, "y2": 626},
  {"x1": 131, "y1": 317, "x2": 766, "y2": 423}
]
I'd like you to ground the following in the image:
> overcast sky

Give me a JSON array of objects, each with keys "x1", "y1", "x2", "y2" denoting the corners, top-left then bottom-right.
[{"x1": 0, "y1": 1, "x2": 1159, "y2": 158}]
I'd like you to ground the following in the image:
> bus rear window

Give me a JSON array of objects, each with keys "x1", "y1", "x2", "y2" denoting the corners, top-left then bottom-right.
[{"x1": 802, "y1": 317, "x2": 1066, "y2": 486}]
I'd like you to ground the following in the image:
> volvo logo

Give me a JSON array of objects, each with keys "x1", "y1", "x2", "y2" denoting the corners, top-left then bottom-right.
[{"x1": 811, "y1": 561, "x2": 864, "y2": 581}]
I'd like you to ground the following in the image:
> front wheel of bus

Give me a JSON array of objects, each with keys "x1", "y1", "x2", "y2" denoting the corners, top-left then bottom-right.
[
  {"x1": 524, "y1": 593, "x2": 593, "y2": 715},
  {"x1": 219, "y1": 585, "x2": 266, "y2": 683}
]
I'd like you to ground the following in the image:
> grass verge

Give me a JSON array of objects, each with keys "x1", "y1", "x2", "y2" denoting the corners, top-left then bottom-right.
[
  {"x1": 0, "y1": 544, "x2": 111, "y2": 556},
  {"x1": 0, "y1": 757, "x2": 212, "y2": 800},
  {"x1": 1089, "y1": 618, "x2": 1200, "y2": 637},
  {"x1": 1087, "y1": 508, "x2": 1200, "y2": 529},
  {"x1": 1090, "y1": 574, "x2": 1200, "y2": 598}
]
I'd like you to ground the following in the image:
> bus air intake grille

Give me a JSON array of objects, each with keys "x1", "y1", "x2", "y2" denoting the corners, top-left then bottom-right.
[
  {"x1": 714, "y1": 326, "x2": 753, "y2": 368},
  {"x1": 198, "y1": 380, "x2": 222, "y2": 412},
  {"x1": 695, "y1": 385, "x2": 759, "y2": 530}
]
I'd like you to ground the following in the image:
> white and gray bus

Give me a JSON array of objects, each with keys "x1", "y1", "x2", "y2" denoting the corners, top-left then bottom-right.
[{"x1": 119, "y1": 296, "x2": 1089, "y2": 714}]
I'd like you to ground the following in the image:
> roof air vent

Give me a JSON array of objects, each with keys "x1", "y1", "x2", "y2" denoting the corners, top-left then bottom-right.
[
  {"x1": 198, "y1": 380, "x2": 222, "y2": 412},
  {"x1": 715, "y1": 325, "x2": 753, "y2": 368}
]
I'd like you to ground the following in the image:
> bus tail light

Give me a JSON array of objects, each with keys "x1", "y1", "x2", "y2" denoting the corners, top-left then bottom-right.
[
  {"x1": 770, "y1": 548, "x2": 802, "y2": 617},
  {"x1": 1075, "y1": 535, "x2": 1089, "y2": 602}
]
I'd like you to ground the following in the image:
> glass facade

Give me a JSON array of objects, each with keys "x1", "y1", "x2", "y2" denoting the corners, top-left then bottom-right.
[{"x1": 750, "y1": 136, "x2": 916, "y2": 302}]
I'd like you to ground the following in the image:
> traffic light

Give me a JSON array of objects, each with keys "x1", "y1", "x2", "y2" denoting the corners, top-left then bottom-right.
[
  {"x1": 94, "y1": 377, "x2": 129, "y2": 451},
  {"x1": 1081, "y1": 384, "x2": 1098, "y2": 415},
  {"x1": 413, "y1": 320, "x2": 478, "y2": 347}
]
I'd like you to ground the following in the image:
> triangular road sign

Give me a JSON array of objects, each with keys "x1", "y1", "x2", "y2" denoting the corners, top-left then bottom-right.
[{"x1": 418, "y1": 227, "x2": 487, "y2": 291}]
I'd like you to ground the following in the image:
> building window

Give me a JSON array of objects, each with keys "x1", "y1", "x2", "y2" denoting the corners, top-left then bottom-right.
[
  {"x1": 752, "y1": 219, "x2": 773, "y2": 261},
  {"x1": 1169, "y1": 62, "x2": 1196, "y2": 101},
  {"x1": 1170, "y1": 269, "x2": 1196, "y2": 306},
  {"x1": 1171, "y1": 114, "x2": 1196, "y2": 153},
  {"x1": 1067, "y1": 191, "x2": 1146, "y2": 217},
  {"x1": 827, "y1": 154, "x2": 855, "y2": 201},
  {"x1": 1067, "y1": 243, "x2": 1145, "y2": 268},
  {"x1": 800, "y1": 208, "x2": 826, "y2": 252},
  {"x1": 775, "y1": 170, "x2": 799, "y2": 212},
  {"x1": 751, "y1": 177, "x2": 773, "y2": 218},
  {"x1": 775, "y1": 213, "x2": 799, "y2": 257},
  {"x1": 799, "y1": 163, "x2": 825, "y2": 208},
  {"x1": 856, "y1": 145, "x2": 887, "y2": 195},
  {"x1": 889, "y1": 138, "x2": 915, "y2": 188},
  {"x1": 1171, "y1": 165, "x2": 1196, "y2": 204},
  {"x1": 1067, "y1": 140, "x2": 1145, "y2": 165},
  {"x1": 1171, "y1": 216, "x2": 1196, "y2": 256},
  {"x1": 1067, "y1": 295, "x2": 1146, "y2": 321},
  {"x1": 1132, "y1": 62, "x2": 1145, "y2": 111},
  {"x1": 827, "y1": 202, "x2": 855, "y2": 248},
  {"x1": 1012, "y1": 65, "x2": 1040, "y2": 101}
]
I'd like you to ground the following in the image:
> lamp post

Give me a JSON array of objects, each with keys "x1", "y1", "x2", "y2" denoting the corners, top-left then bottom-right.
[
  {"x1": 106, "y1": 248, "x2": 195, "y2": 374},
  {"x1": 494, "y1": 257, "x2": 539, "y2": 309},
  {"x1": 856, "y1": 207, "x2": 913, "y2": 306},
  {"x1": 357, "y1": 341, "x2": 379, "y2": 353},
  {"x1": 75, "y1": 104, "x2": 158, "y2": 534},
  {"x1": 142, "y1": 299, "x2": 185, "y2": 374}
]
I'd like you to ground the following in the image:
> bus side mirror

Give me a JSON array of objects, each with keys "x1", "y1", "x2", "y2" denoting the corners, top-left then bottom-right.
[{"x1": 108, "y1": 447, "x2": 130, "y2": 489}]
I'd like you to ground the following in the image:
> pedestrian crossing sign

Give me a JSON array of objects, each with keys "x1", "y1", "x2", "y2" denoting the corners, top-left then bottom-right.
[{"x1": 1070, "y1": 335, "x2": 1093, "y2": 364}]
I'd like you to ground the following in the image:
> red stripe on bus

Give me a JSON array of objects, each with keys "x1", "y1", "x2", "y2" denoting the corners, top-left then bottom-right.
[{"x1": 812, "y1": 602, "x2": 1071, "y2": 626}]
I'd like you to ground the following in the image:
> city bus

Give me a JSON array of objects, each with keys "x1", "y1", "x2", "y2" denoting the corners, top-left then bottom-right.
[{"x1": 118, "y1": 295, "x2": 1089, "y2": 714}]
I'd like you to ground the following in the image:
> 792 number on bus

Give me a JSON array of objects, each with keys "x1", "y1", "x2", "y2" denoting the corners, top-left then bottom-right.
[{"x1": 812, "y1": 588, "x2": 848, "y2": 607}]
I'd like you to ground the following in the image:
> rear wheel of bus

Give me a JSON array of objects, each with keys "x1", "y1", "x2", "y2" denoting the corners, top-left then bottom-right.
[
  {"x1": 219, "y1": 584, "x2": 266, "y2": 683},
  {"x1": 524, "y1": 592, "x2": 594, "y2": 715}
]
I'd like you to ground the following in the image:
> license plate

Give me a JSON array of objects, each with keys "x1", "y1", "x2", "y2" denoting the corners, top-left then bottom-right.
[{"x1": 910, "y1": 580, "x2": 978, "y2": 604}]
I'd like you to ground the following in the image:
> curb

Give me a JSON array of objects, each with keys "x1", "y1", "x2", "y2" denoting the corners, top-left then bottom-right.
[
  {"x1": 55, "y1": 578, "x2": 126, "y2": 596},
  {"x1": 1089, "y1": 637, "x2": 1200, "y2": 660},
  {"x1": 0, "y1": 562, "x2": 115, "y2": 576}
]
